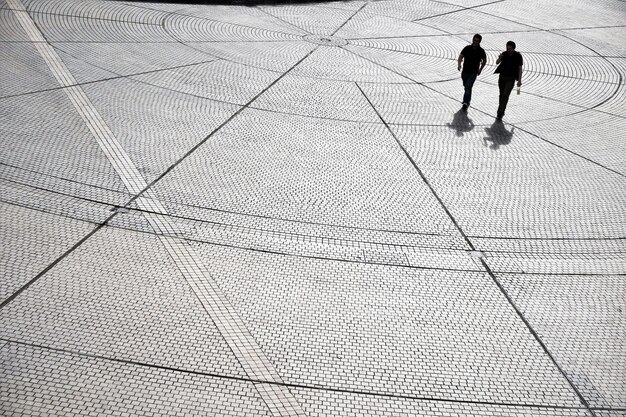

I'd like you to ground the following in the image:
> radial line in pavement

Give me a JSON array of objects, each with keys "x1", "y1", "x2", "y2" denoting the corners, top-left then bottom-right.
[{"x1": 7, "y1": 1, "x2": 305, "y2": 415}]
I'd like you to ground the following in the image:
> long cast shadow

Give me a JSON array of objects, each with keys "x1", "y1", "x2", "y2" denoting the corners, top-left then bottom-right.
[
  {"x1": 447, "y1": 109, "x2": 475, "y2": 137},
  {"x1": 483, "y1": 119, "x2": 515, "y2": 150}
]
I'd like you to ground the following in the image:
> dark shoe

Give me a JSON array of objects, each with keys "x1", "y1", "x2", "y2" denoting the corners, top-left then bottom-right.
[{"x1": 462, "y1": 103, "x2": 468, "y2": 111}]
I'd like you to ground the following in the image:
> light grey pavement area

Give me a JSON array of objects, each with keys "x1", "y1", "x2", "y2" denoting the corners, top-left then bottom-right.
[{"x1": 0, "y1": 0, "x2": 625, "y2": 415}]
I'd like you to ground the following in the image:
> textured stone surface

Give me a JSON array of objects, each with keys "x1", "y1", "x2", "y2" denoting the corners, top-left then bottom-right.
[{"x1": 1, "y1": 0, "x2": 624, "y2": 415}]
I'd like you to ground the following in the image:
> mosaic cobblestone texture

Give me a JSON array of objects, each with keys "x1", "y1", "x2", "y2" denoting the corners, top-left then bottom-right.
[{"x1": 1, "y1": 0, "x2": 625, "y2": 415}]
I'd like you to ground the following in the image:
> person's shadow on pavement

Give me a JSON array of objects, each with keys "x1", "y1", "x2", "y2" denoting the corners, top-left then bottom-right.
[
  {"x1": 483, "y1": 120, "x2": 515, "y2": 150},
  {"x1": 447, "y1": 109, "x2": 475, "y2": 137}
]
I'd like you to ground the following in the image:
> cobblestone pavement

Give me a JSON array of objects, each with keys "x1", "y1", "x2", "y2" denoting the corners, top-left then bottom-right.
[{"x1": 1, "y1": 0, "x2": 625, "y2": 416}]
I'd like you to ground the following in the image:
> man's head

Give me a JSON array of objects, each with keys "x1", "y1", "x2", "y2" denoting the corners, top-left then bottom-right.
[
  {"x1": 472, "y1": 34, "x2": 482, "y2": 47},
  {"x1": 506, "y1": 41, "x2": 516, "y2": 54}
]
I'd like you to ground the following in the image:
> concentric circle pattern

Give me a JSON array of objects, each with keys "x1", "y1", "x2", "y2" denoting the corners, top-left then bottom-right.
[{"x1": 1, "y1": 0, "x2": 625, "y2": 416}]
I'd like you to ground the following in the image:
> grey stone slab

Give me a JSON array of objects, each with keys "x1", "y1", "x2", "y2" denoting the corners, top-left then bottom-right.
[
  {"x1": 0, "y1": 40, "x2": 60, "y2": 97},
  {"x1": 427, "y1": 77, "x2": 587, "y2": 124},
  {"x1": 0, "y1": 179, "x2": 115, "y2": 228},
  {"x1": 334, "y1": 9, "x2": 446, "y2": 39},
  {"x1": 343, "y1": 42, "x2": 458, "y2": 84},
  {"x1": 391, "y1": 124, "x2": 626, "y2": 239},
  {"x1": 0, "y1": 342, "x2": 271, "y2": 417},
  {"x1": 152, "y1": 109, "x2": 458, "y2": 235},
  {"x1": 165, "y1": 8, "x2": 303, "y2": 42},
  {"x1": 591, "y1": 57, "x2": 626, "y2": 116},
  {"x1": 0, "y1": 7, "x2": 30, "y2": 42},
  {"x1": 167, "y1": 4, "x2": 309, "y2": 37},
  {"x1": 485, "y1": 0, "x2": 626, "y2": 30},
  {"x1": 517, "y1": 114, "x2": 626, "y2": 176},
  {"x1": 558, "y1": 27, "x2": 626, "y2": 57},
  {"x1": 0, "y1": 201, "x2": 96, "y2": 302},
  {"x1": 252, "y1": 74, "x2": 380, "y2": 122},
  {"x1": 0, "y1": 90, "x2": 129, "y2": 194},
  {"x1": 186, "y1": 40, "x2": 316, "y2": 73},
  {"x1": 0, "y1": 225, "x2": 248, "y2": 378},
  {"x1": 195, "y1": 243, "x2": 582, "y2": 407},
  {"x1": 354, "y1": 0, "x2": 459, "y2": 23},
  {"x1": 258, "y1": 4, "x2": 359, "y2": 37},
  {"x1": 0, "y1": 161, "x2": 131, "y2": 207},
  {"x1": 470, "y1": 236, "x2": 626, "y2": 256},
  {"x1": 28, "y1": 3, "x2": 171, "y2": 43},
  {"x1": 422, "y1": 8, "x2": 534, "y2": 34},
  {"x1": 52, "y1": 41, "x2": 214, "y2": 81},
  {"x1": 359, "y1": 81, "x2": 495, "y2": 126},
  {"x1": 2, "y1": 0, "x2": 625, "y2": 414},
  {"x1": 594, "y1": 412, "x2": 626, "y2": 417},
  {"x1": 131, "y1": 59, "x2": 279, "y2": 105},
  {"x1": 499, "y1": 273, "x2": 626, "y2": 408},
  {"x1": 292, "y1": 388, "x2": 591, "y2": 417},
  {"x1": 22, "y1": 0, "x2": 169, "y2": 25},
  {"x1": 479, "y1": 30, "x2": 607, "y2": 57},
  {"x1": 160, "y1": 200, "x2": 469, "y2": 251},
  {"x1": 79, "y1": 76, "x2": 241, "y2": 184},
  {"x1": 291, "y1": 44, "x2": 409, "y2": 83}
]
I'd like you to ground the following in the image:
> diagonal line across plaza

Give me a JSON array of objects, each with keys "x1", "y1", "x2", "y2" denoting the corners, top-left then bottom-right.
[{"x1": 0, "y1": 0, "x2": 625, "y2": 416}]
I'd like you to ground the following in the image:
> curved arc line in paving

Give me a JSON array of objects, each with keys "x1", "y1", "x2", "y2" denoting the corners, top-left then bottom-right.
[
  {"x1": 3, "y1": 3, "x2": 625, "y2": 412},
  {"x1": 355, "y1": 80, "x2": 598, "y2": 417},
  {"x1": 341, "y1": 45, "x2": 626, "y2": 179},
  {"x1": 343, "y1": 30, "x2": 625, "y2": 123},
  {"x1": 158, "y1": 4, "x2": 307, "y2": 41},
  {"x1": 15, "y1": 9, "x2": 162, "y2": 27},
  {"x1": 333, "y1": 3, "x2": 625, "y2": 122},
  {"x1": 3, "y1": 160, "x2": 626, "y2": 257},
  {"x1": 2, "y1": 186, "x2": 624, "y2": 279},
  {"x1": 5, "y1": 1, "x2": 312, "y2": 415},
  {"x1": 1, "y1": 336, "x2": 602, "y2": 412},
  {"x1": 411, "y1": 0, "x2": 507, "y2": 22},
  {"x1": 256, "y1": 5, "x2": 314, "y2": 36}
]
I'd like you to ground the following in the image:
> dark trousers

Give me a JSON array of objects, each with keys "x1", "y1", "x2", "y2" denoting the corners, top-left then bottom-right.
[
  {"x1": 461, "y1": 72, "x2": 478, "y2": 105},
  {"x1": 497, "y1": 76, "x2": 516, "y2": 117}
]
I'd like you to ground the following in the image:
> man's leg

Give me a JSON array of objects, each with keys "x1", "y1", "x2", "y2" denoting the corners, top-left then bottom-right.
[
  {"x1": 461, "y1": 72, "x2": 468, "y2": 105},
  {"x1": 463, "y1": 72, "x2": 477, "y2": 106},
  {"x1": 497, "y1": 76, "x2": 515, "y2": 118}
]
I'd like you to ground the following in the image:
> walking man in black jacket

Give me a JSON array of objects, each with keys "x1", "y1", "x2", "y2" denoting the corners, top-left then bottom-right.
[
  {"x1": 457, "y1": 34, "x2": 487, "y2": 111},
  {"x1": 495, "y1": 41, "x2": 523, "y2": 120}
]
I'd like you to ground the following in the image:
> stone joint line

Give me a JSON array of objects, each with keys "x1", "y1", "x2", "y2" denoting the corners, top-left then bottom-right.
[{"x1": 7, "y1": 1, "x2": 306, "y2": 415}]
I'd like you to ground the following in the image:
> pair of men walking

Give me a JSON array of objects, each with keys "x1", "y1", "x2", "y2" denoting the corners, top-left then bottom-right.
[{"x1": 457, "y1": 34, "x2": 523, "y2": 120}]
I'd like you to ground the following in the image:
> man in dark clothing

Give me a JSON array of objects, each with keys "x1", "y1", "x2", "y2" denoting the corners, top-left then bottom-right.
[
  {"x1": 495, "y1": 41, "x2": 523, "y2": 120},
  {"x1": 457, "y1": 34, "x2": 486, "y2": 111}
]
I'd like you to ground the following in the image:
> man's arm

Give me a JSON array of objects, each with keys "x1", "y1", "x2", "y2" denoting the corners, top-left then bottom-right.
[
  {"x1": 457, "y1": 53, "x2": 464, "y2": 71},
  {"x1": 478, "y1": 55, "x2": 486, "y2": 75},
  {"x1": 496, "y1": 52, "x2": 503, "y2": 64},
  {"x1": 517, "y1": 65, "x2": 523, "y2": 86}
]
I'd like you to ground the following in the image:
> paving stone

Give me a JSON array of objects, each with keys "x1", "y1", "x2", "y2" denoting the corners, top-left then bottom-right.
[
  {"x1": 1, "y1": 0, "x2": 625, "y2": 415},
  {"x1": 0, "y1": 89, "x2": 129, "y2": 193},
  {"x1": 0, "y1": 203, "x2": 95, "y2": 302},
  {"x1": 152, "y1": 108, "x2": 458, "y2": 234},
  {"x1": 131, "y1": 59, "x2": 279, "y2": 105},
  {"x1": 499, "y1": 273, "x2": 626, "y2": 408},
  {"x1": 391, "y1": 124, "x2": 626, "y2": 239},
  {"x1": 78, "y1": 76, "x2": 242, "y2": 184},
  {"x1": 0, "y1": 35, "x2": 59, "y2": 97},
  {"x1": 195, "y1": 243, "x2": 582, "y2": 406},
  {"x1": 252, "y1": 74, "x2": 381, "y2": 122},
  {"x1": 0, "y1": 226, "x2": 248, "y2": 378},
  {"x1": 292, "y1": 388, "x2": 591, "y2": 417},
  {"x1": 0, "y1": 342, "x2": 271, "y2": 417}
]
